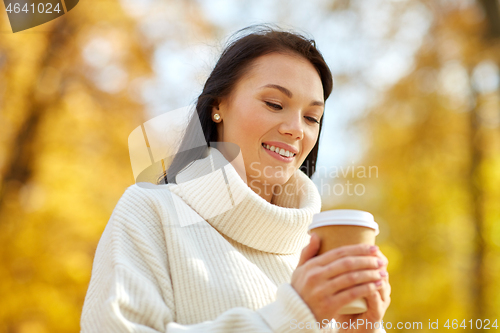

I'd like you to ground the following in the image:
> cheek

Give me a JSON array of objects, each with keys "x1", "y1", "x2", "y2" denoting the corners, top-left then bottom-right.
[
  {"x1": 308, "y1": 130, "x2": 319, "y2": 150},
  {"x1": 240, "y1": 116, "x2": 263, "y2": 138},
  {"x1": 301, "y1": 129, "x2": 319, "y2": 158},
  {"x1": 226, "y1": 106, "x2": 269, "y2": 148}
]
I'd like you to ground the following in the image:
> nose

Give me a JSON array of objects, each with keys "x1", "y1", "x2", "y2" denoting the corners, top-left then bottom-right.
[{"x1": 278, "y1": 112, "x2": 304, "y2": 140}]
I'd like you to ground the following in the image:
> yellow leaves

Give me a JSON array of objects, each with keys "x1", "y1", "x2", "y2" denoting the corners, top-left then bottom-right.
[
  {"x1": 18, "y1": 182, "x2": 47, "y2": 213},
  {"x1": 379, "y1": 243, "x2": 402, "y2": 273},
  {"x1": 17, "y1": 320, "x2": 48, "y2": 333},
  {"x1": 325, "y1": 0, "x2": 500, "y2": 324},
  {"x1": 0, "y1": 1, "x2": 154, "y2": 331},
  {"x1": 62, "y1": 251, "x2": 93, "y2": 284},
  {"x1": 35, "y1": 66, "x2": 62, "y2": 101}
]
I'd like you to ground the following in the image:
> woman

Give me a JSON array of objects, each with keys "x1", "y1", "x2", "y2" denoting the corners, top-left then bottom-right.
[{"x1": 81, "y1": 25, "x2": 391, "y2": 332}]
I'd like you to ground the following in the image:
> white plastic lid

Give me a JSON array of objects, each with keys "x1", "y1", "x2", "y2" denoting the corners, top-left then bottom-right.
[{"x1": 308, "y1": 209, "x2": 379, "y2": 236}]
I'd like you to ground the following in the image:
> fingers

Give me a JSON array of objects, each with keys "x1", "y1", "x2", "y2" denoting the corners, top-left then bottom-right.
[
  {"x1": 297, "y1": 233, "x2": 321, "y2": 267},
  {"x1": 365, "y1": 288, "x2": 383, "y2": 316},
  {"x1": 325, "y1": 269, "x2": 384, "y2": 295},
  {"x1": 379, "y1": 278, "x2": 391, "y2": 304},
  {"x1": 320, "y1": 256, "x2": 383, "y2": 281},
  {"x1": 309, "y1": 244, "x2": 379, "y2": 267},
  {"x1": 372, "y1": 250, "x2": 390, "y2": 304},
  {"x1": 375, "y1": 250, "x2": 389, "y2": 301},
  {"x1": 375, "y1": 249, "x2": 389, "y2": 267},
  {"x1": 333, "y1": 281, "x2": 383, "y2": 310}
]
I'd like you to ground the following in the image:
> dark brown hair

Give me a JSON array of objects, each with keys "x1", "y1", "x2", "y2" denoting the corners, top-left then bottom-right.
[{"x1": 157, "y1": 24, "x2": 333, "y2": 184}]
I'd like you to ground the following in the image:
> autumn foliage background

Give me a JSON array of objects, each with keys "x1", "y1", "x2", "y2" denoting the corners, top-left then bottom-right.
[{"x1": 0, "y1": 0, "x2": 499, "y2": 332}]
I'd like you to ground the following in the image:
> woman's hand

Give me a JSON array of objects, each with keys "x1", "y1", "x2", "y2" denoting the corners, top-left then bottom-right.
[
  {"x1": 334, "y1": 248, "x2": 391, "y2": 333},
  {"x1": 291, "y1": 233, "x2": 390, "y2": 331}
]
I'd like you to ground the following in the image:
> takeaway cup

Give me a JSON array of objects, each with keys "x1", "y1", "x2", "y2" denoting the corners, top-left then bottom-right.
[{"x1": 308, "y1": 210, "x2": 380, "y2": 315}]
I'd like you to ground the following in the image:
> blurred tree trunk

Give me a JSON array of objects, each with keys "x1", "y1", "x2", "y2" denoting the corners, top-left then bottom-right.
[
  {"x1": 478, "y1": 0, "x2": 500, "y2": 38},
  {"x1": 467, "y1": 82, "x2": 487, "y2": 327},
  {"x1": 477, "y1": 0, "x2": 500, "y2": 138},
  {"x1": 0, "y1": 17, "x2": 70, "y2": 212},
  {"x1": 473, "y1": 0, "x2": 500, "y2": 324}
]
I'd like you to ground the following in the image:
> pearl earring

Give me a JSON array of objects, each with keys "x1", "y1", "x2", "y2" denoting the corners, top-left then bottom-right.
[{"x1": 213, "y1": 113, "x2": 221, "y2": 121}]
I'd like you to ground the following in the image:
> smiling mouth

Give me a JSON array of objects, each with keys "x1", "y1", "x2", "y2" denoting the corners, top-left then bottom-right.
[{"x1": 261, "y1": 143, "x2": 297, "y2": 158}]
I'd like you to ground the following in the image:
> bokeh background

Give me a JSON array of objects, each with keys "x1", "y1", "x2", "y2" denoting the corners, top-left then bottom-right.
[{"x1": 1, "y1": 0, "x2": 499, "y2": 332}]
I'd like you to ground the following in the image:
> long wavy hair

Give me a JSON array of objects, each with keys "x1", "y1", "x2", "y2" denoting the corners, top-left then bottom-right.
[{"x1": 157, "y1": 24, "x2": 333, "y2": 185}]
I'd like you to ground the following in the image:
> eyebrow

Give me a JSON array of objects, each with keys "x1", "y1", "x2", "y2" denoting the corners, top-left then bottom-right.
[{"x1": 259, "y1": 84, "x2": 325, "y2": 107}]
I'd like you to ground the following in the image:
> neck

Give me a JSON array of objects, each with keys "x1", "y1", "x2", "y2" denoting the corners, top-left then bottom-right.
[
  {"x1": 168, "y1": 146, "x2": 323, "y2": 254},
  {"x1": 248, "y1": 178, "x2": 283, "y2": 203}
]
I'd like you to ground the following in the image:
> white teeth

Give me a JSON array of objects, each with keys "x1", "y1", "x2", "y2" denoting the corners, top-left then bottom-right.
[{"x1": 263, "y1": 144, "x2": 295, "y2": 157}]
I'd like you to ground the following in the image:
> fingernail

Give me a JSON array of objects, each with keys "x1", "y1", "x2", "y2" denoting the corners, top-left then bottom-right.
[
  {"x1": 380, "y1": 271, "x2": 387, "y2": 277},
  {"x1": 375, "y1": 280, "x2": 382, "y2": 287},
  {"x1": 369, "y1": 245, "x2": 378, "y2": 253},
  {"x1": 377, "y1": 259, "x2": 384, "y2": 267}
]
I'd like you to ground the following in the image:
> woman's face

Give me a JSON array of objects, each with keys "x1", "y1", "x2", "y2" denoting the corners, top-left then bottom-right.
[{"x1": 213, "y1": 52, "x2": 325, "y2": 200}]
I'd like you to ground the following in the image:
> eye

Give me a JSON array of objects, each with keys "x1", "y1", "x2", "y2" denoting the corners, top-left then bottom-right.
[
  {"x1": 265, "y1": 101, "x2": 282, "y2": 110},
  {"x1": 305, "y1": 116, "x2": 320, "y2": 124}
]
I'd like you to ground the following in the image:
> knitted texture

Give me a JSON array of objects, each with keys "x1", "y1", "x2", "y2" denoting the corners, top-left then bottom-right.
[{"x1": 81, "y1": 148, "x2": 337, "y2": 332}]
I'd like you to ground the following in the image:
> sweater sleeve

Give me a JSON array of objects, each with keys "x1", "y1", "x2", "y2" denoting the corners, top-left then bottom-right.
[{"x1": 80, "y1": 187, "x2": 323, "y2": 333}]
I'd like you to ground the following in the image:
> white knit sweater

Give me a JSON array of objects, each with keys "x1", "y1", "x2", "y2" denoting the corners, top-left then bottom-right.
[{"x1": 81, "y1": 147, "x2": 337, "y2": 332}]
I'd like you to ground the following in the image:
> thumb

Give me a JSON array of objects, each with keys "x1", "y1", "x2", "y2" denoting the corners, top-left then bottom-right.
[{"x1": 297, "y1": 233, "x2": 320, "y2": 267}]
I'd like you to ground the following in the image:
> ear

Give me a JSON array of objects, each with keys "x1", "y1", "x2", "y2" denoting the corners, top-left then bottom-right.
[
  {"x1": 211, "y1": 103, "x2": 219, "y2": 117},
  {"x1": 211, "y1": 101, "x2": 223, "y2": 122}
]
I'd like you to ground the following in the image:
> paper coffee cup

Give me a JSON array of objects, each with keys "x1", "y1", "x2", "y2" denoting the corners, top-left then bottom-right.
[{"x1": 308, "y1": 209, "x2": 379, "y2": 315}]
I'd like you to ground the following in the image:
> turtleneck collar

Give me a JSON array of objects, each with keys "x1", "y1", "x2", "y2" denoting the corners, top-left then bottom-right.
[{"x1": 168, "y1": 147, "x2": 322, "y2": 254}]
